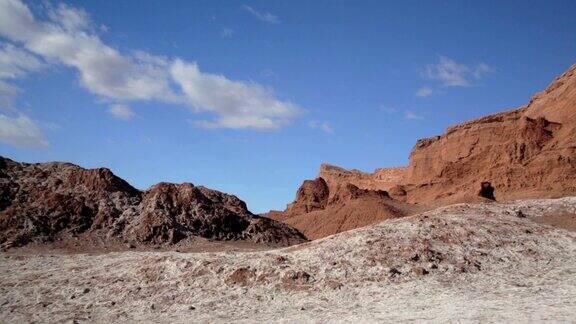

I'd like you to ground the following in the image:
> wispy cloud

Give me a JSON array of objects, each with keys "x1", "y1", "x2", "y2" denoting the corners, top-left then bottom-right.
[
  {"x1": 424, "y1": 56, "x2": 493, "y2": 87},
  {"x1": 380, "y1": 106, "x2": 397, "y2": 114},
  {"x1": 382, "y1": 105, "x2": 423, "y2": 120},
  {"x1": 308, "y1": 120, "x2": 334, "y2": 134},
  {"x1": 404, "y1": 111, "x2": 423, "y2": 120},
  {"x1": 0, "y1": 43, "x2": 44, "y2": 108},
  {"x1": 242, "y1": 5, "x2": 280, "y2": 24},
  {"x1": 415, "y1": 86, "x2": 433, "y2": 98},
  {"x1": 108, "y1": 104, "x2": 134, "y2": 120},
  {"x1": 221, "y1": 27, "x2": 234, "y2": 38},
  {"x1": 0, "y1": 113, "x2": 48, "y2": 147},
  {"x1": 472, "y1": 63, "x2": 493, "y2": 79},
  {"x1": 0, "y1": 0, "x2": 300, "y2": 133}
]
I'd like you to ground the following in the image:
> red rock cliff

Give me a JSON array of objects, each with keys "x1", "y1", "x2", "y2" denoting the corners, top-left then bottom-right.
[{"x1": 404, "y1": 64, "x2": 576, "y2": 204}]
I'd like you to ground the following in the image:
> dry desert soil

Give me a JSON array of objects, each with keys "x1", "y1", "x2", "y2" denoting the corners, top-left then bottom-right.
[{"x1": 1, "y1": 197, "x2": 575, "y2": 323}]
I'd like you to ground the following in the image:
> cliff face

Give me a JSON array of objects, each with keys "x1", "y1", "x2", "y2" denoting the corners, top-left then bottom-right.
[
  {"x1": 404, "y1": 64, "x2": 576, "y2": 205},
  {"x1": 270, "y1": 63, "x2": 576, "y2": 239},
  {"x1": 0, "y1": 157, "x2": 307, "y2": 249}
]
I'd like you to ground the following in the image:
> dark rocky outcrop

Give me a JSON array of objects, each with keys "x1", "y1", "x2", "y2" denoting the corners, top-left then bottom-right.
[{"x1": 0, "y1": 157, "x2": 307, "y2": 249}]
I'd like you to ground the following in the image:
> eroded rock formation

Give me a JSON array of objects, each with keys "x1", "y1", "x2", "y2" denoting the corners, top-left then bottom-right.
[
  {"x1": 403, "y1": 63, "x2": 576, "y2": 205},
  {"x1": 267, "y1": 174, "x2": 424, "y2": 239},
  {"x1": 319, "y1": 163, "x2": 406, "y2": 194},
  {"x1": 0, "y1": 157, "x2": 306, "y2": 249},
  {"x1": 271, "y1": 63, "x2": 576, "y2": 238}
]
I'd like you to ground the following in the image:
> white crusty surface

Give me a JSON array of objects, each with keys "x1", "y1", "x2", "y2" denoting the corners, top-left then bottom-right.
[{"x1": 1, "y1": 197, "x2": 575, "y2": 323}]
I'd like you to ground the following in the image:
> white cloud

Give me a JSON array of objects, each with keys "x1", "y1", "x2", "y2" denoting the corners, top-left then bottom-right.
[
  {"x1": 242, "y1": 5, "x2": 280, "y2": 24},
  {"x1": 415, "y1": 86, "x2": 433, "y2": 98},
  {"x1": 473, "y1": 63, "x2": 493, "y2": 79},
  {"x1": 221, "y1": 27, "x2": 234, "y2": 38},
  {"x1": 308, "y1": 120, "x2": 334, "y2": 134},
  {"x1": 0, "y1": 80, "x2": 20, "y2": 108},
  {"x1": 0, "y1": 43, "x2": 43, "y2": 79},
  {"x1": 0, "y1": 0, "x2": 300, "y2": 130},
  {"x1": 0, "y1": 113, "x2": 48, "y2": 147},
  {"x1": 0, "y1": 42, "x2": 44, "y2": 107},
  {"x1": 404, "y1": 111, "x2": 423, "y2": 120},
  {"x1": 47, "y1": 3, "x2": 90, "y2": 31},
  {"x1": 424, "y1": 56, "x2": 492, "y2": 87},
  {"x1": 108, "y1": 104, "x2": 134, "y2": 120},
  {"x1": 171, "y1": 59, "x2": 300, "y2": 130},
  {"x1": 0, "y1": 0, "x2": 175, "y2": 101}
]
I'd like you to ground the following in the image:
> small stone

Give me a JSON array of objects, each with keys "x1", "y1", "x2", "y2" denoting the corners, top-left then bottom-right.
[
  {"x1": 389, "y1": 267, "x2": 402, "y2": 277},
  {"x1": 188, "y1": 305, "x2": 196, "y2": 310},
  {"x1": 412, "y1": 267, "x2": 429, "y2": 276},
  {"x1": 150, "y1": 303, "x2": 155, "y2": 310},
  {"x1": 83, "y1": 288, "x2": 90, "y2": 294},
  {"x1": 326, "y1": 280, "x2": 343, "y2": 290},
  {"x1": 516, "y1": 210, "x2": 527, "y2": 218}
]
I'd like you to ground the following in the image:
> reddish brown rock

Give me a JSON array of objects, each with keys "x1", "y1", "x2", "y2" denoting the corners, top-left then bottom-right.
[
  {"x1": 225, "y1": 267, "x2": 256, "y2": 286},
  {"x1": 286, "y1": 177, "x2": 329, "y2": 214},
  {"x1": 267, "y1": 176, "x2": 425, "y2": 239},
  {"x1": 0, "y1": 157, "x2": 307, "y2": 249},
  {"x1": 403, "y1": 63, "x2": 576, "y2": 205},
  {"x1": 270, "y1": 63, "x2": 576, "y2": 239},
  {"x1": 319, "y1": 163, "x2": 406, "y2": 194}
]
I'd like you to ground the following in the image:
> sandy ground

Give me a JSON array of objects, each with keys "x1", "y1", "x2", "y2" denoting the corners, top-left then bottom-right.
[{"x1": 1, "y1": 197, "x2": 576, "y2": 323}]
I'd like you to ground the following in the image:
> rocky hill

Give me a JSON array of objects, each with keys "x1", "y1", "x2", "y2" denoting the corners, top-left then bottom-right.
[{"x1": 0, "y1": 157, "x2": 306, "y2": 249}]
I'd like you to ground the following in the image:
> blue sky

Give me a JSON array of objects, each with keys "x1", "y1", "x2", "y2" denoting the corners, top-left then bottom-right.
[{"x1": 0, "y1": 0, "x2": 575, "y2": 213}]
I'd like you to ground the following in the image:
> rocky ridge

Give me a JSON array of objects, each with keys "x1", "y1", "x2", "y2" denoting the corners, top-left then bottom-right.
[{"x1": 0, "y1": 157, "x2": 306, "y2": 249}]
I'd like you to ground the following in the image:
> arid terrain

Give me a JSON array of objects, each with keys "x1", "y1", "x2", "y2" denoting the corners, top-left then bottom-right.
[
  {"x1": 1, "y1": 197, "x2": 575, "y2": 322},
  {"x1": 1, "y1": 62, "x2": 575, "y2": 323},
  {"x1": 0, "y1": 1, "x2": 574, "y2": 322}
]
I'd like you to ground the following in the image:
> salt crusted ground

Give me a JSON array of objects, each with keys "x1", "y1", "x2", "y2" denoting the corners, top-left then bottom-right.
[{"x1": 1, "y1": 197, "x2": 575, "y2": 323}]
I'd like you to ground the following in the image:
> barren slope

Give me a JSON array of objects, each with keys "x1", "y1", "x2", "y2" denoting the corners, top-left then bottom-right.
[{"x1": 2, "y1": 197, "x2": 575, "y2": 322}]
